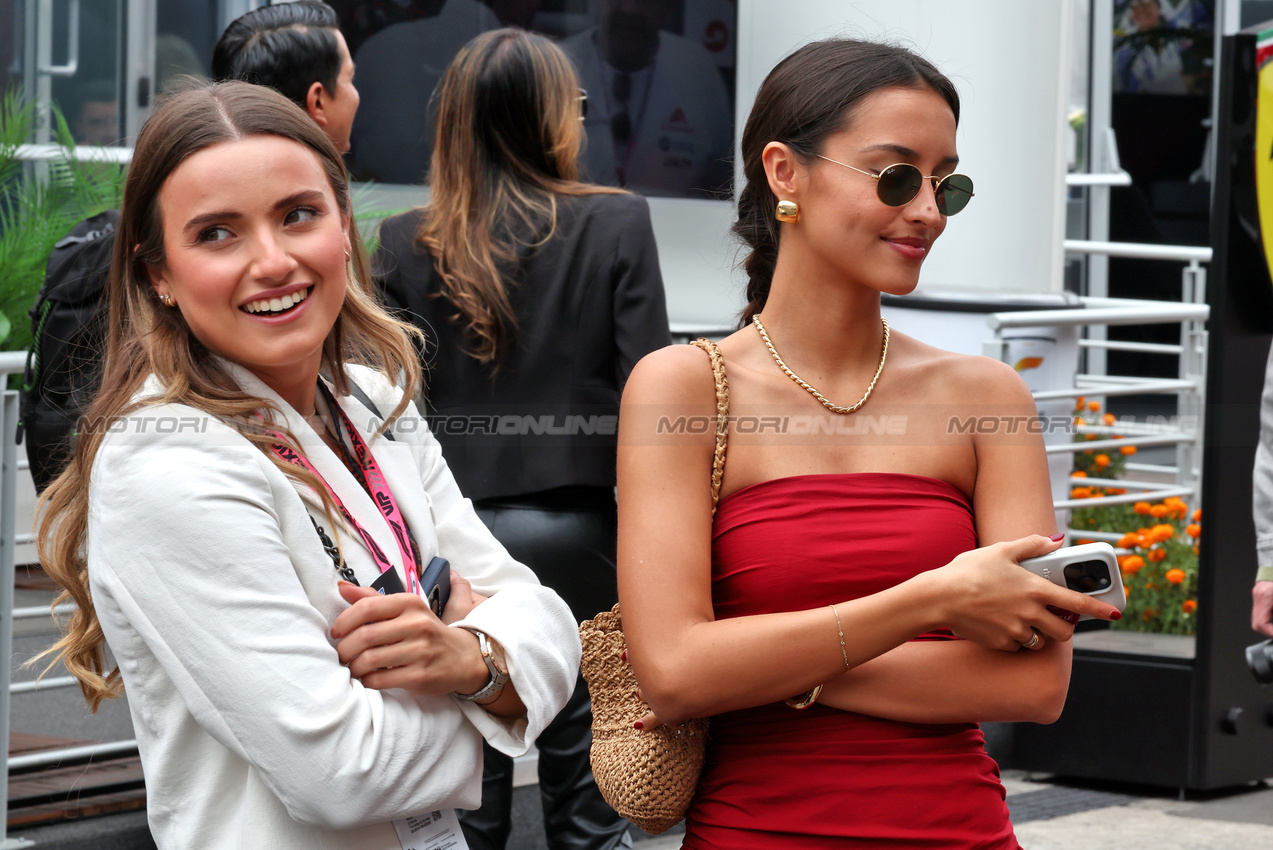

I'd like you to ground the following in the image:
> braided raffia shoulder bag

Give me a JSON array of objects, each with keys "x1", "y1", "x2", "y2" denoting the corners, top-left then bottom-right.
[{"x1": 579, "y1": 338, "x2": 728, "y2": 835}]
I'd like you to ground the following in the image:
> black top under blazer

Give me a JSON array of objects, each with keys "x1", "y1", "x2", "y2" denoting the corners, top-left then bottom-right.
[{"x1": 373, "y1": 192, "x2": 672, "y2": 502}]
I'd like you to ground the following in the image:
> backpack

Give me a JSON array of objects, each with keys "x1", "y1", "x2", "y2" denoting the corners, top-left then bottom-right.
[{"x1": 19, "y1": 210, "x2": 118, "y2": 493}]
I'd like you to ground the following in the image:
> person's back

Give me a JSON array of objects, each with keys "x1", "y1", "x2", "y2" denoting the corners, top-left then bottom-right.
[
  {"x1": 377, "y1": 190, "x2": 665, "y2": 501},
  {"x1": 374, "y1": 29, "x2": 669, "y2": 850}
]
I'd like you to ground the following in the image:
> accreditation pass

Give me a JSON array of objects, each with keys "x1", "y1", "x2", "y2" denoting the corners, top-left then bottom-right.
[{"x1": 393, "y1": 808, "x2": 469, "y2": 850}]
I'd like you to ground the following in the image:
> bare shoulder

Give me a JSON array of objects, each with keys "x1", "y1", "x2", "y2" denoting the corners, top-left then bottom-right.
[
  {"x1": 892, "y1": 333, "x2": 1034, "y2": 407},
  {"x1": 624, "y1": 341, "x2": 728, "y2": 407}
]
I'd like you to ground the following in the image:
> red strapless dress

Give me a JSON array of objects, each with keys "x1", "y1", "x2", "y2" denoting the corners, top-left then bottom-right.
[{"x1": 682, "y1": 473, "x2": 1019, "y2": 849}]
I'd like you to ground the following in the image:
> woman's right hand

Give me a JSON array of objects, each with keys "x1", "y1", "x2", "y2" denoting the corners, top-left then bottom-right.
[{"x1": 926, "y1": 534, "x2": 1122, "y2": 652}]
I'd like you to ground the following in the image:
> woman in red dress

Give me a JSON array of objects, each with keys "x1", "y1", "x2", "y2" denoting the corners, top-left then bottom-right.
[{"x1": 616, "y1": 38, "x2": 1122, "y2": 848}]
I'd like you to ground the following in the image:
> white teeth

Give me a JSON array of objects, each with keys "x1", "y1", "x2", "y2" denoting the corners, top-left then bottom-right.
[{"x1": 244, "y1": 287, "x2": 311, "y2": 314}]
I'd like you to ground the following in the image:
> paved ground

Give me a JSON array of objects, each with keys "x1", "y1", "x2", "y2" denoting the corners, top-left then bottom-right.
[
  {"x1": 11, "y1": 569, "x2": 1273, "y2": 849},
  {"x1": 618, "y1": 771, "x2": 1273, "y2": 850}
]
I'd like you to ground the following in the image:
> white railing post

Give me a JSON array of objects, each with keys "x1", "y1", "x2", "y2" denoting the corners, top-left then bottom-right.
[{"x1": 0, "y1": 390, "x2": 35, "y2": 848}]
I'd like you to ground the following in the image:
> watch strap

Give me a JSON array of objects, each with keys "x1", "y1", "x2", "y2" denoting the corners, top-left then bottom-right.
[{"x1": 453, "y1": 629, "x2": 509, "y2": 703}]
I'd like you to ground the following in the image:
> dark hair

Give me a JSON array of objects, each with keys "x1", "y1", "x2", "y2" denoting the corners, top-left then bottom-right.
[
  {"x1": 416, "y1": 28, "x2": 620, "y2": 370},
  {"x1": 211, "y1": 0, "x2": 341, "y2": 108},
  {"x1": 735, "y1": 39, "x2": 961, "y2": 323}
]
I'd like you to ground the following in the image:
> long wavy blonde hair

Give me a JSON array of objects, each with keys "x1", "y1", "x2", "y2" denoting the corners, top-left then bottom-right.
[
  {"x1": 418, "y1": 27, "x2": 623, "y2": 370},
  {"x1": 36, "y1": 82, "x2": 423, "y2": 710}
]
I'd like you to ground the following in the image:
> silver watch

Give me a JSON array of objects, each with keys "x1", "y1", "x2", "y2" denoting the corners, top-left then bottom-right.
[{"x1": 453, "y1": 629, "x2": 509, "y2": 703}]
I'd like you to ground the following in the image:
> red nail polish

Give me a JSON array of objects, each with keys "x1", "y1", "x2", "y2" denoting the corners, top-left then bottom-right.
[
  {"x1": 1049, "y1": 533, "x2": 1066, "y2": 542},
  {"x1": 633, "y1": 720, "x2": 644, "y2": 730},
  {"x1": 620, "y1": 650, "x2": 627, "y2": 662},
  {"x1": 1110, "y1": 610, "x2": 1122, "y2": 621}
]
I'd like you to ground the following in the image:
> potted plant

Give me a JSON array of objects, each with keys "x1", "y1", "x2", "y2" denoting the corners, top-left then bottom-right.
[{"x1": 0, "y1": 88, "x2": 125, "y2": 353}]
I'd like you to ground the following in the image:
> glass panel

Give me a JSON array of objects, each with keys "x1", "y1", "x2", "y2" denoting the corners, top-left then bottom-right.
[
  {"x1": 329, "y1": 0, "x2": 738, "y2": 199},
  {"x1": 48, "y1": 0, "x2": 123, "y2": 146},
  {"x1": 0, "y1": 1, "x2": 19, "y2": 96},
  {"x1": 155, "y1": 0, "x2": 220, "y2": 96}
]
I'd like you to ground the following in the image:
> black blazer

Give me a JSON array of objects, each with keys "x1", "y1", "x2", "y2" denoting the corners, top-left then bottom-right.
[{"x1": 374, "y1": 192, "x2": 671, "y2": 501}]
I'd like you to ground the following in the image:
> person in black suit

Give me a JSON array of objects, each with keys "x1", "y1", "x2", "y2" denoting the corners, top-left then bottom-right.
[{"x1": 373, "y1": 28, "x2": 670, "y2": 850}]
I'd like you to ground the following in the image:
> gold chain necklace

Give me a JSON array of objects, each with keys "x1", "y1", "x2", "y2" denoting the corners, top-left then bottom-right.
[{"x1": 752, "y1": 314, "x2": 890, "y2": 415}]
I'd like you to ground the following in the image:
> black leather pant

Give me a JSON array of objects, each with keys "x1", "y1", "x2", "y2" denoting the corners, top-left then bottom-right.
[{"x1": 461, "y1": 486, "x2": 632, "y2": 850}]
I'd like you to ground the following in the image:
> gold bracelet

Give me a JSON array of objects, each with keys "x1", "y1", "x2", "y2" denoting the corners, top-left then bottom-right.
[
  {"x1": 785, "y1": 684, "x2": 823, "y2": 709},
  {"x1": 830, "y1": 604, "x2": 849, "y2": 668}
]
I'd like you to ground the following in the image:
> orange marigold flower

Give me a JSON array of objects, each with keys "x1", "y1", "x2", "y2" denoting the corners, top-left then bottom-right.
[
  {"x1": 1072, "y1": 470, "x2": 1087, "y2": 478},
  {"x1": 1149, "y1": 505, "x2": 1169, "y2": 518},
  {"x1": 1119, "y1": 555, "x2": 1145, "y2": 574},
  {"x1": 1148, "y1": 548, "x2": 1167, "y2": 563},
  {"x1": 1143, "y1": 609, "x2": 1159, "y2": 621},
  {"x1": 1075, "y1": 396, "x2": 1086, "y2": 411},
  {"x1": 1088, "y1": 400, "x2": 1100, "y2": 411},
  {"x1": 1193, "y1": 545, "x2": 1200, "y2": 556},
  {"x1": 1182, "y1": 599, "x2": 1198, "y2": 614},
  {"x1": 1109, "y1": 487, "x2": 1127, "y2": 495},
  {"x1": 1120, "y1": 445, "x2": 1137, "y2": 456},
  {"x1": 1193, "y1": 509, "x2": 1201, "y2": 522},
  {"x1": 1102, "y1": 413, "x2": 1117, "y2": 426},
  {"x1": 1118, "y1": 532, "x2": 1141, "y2": 549},
  {"x1": 1070, "y1": 487, "x2": 1092, "y2": 499},
  {"x1": 1134, "y1": 502, "x2": 1152, "y2": 515},
  {"x1": 1094, "y1": 454, "x2": 1111, "y2": 468},
  {"x1": 1165, "y1": 568, "x2": 1186, "y2": 585},
  {"x1": 1165, "y1": 496, "x2": 1185, "y2": 507},
  {"x1": 1077, "y1": 538, "x2": 1095, "y2": 545},
  {"x1": 1152, "y1": 523, "x2": 1175, "y2": 538},
  {"x1": 1086, "y1": 434, "x2": 1098, "y2": 441},
  {"x1": 1185, "y1": 523, "x2": 1201, "y2": 539},
  {"x1": 1074, "y1": 416, "x2": 1085, "y2": 426}
]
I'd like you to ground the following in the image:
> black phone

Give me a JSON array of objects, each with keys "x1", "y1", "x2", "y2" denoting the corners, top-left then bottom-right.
[{"x1": 420, "y1": 556, "x2": 452, "y2": 617}]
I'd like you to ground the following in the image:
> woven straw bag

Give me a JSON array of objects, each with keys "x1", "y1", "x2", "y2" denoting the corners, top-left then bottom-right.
[{"x1": 580, "y1": 339, "x2": 728, "y2": 835}]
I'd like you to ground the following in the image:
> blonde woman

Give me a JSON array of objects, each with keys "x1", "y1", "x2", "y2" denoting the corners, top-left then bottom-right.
[
  {"x1": 374, "y1": 28, "x2": 669, "y2": 850},
  {"x1": 36, "y1": 81, "x2": 578, "y2": 850}
]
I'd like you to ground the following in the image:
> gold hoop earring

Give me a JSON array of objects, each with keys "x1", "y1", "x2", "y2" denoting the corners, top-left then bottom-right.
[
  {"x1": 775, "y1": 200, "x2": 799, "y2": 223},
  {"x1": 344, "y1": 250, "x2": 351, "y2": 262}
]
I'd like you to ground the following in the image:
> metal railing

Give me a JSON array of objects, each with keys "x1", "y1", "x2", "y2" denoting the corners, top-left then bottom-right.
[
  {"x1": 983, "y1": 296, "x2": 1209, "y2": 536},
  {"x1": 0, "y1": 354, "x2": 137, "y2": 847}
]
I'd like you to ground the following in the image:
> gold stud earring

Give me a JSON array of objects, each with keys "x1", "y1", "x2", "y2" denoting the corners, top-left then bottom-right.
[
  {"x1": 775, "y1": 200, "x2": 799, "y2": 223},
  {"x1": 158, "y1": 293, "x2": 174, "y2": 307}
]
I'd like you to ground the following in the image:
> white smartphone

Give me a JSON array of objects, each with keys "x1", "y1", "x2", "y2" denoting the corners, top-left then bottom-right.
[{"x1": 1018, "y1": 542, "x2": 1127, "y2": 620}]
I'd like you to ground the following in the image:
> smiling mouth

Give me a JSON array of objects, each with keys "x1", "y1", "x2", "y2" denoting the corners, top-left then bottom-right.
[{"x1": 242, "y1": 286, "x2": 311, "y2": 316}]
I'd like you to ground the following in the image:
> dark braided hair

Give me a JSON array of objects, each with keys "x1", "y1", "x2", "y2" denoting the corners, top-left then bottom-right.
[{"x1": 734, "y1": 39, "x2": 960, "y2": 324}]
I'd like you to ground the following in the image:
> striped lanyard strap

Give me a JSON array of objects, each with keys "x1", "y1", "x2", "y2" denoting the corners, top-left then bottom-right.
[{"x1": 264, "y1": 384, "x2": 420, "y2": 595}]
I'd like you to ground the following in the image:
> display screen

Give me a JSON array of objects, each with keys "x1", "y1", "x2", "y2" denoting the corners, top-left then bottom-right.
[{"x1": 329, "y1": 0, "x2": 737, "y2": 199}]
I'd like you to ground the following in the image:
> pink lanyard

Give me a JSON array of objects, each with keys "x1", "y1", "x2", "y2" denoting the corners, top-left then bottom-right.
[{"x1": 264, "y1": 389, "x2": 420, "y2": 595}]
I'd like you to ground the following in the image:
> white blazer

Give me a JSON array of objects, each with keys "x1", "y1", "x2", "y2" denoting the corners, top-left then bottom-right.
[{"x1": 86, "y1": 362, "x2": 580, "y2": 849}]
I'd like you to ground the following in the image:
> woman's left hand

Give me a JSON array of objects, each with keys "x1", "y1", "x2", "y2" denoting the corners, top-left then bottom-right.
[{"x1": 332, "y1": 575, "x2": 489, "y2": 695}]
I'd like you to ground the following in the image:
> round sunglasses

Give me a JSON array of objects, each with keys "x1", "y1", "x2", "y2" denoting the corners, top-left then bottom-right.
[{"x1": 815, "y1": 154, "x2": 975, "y2": 216}]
